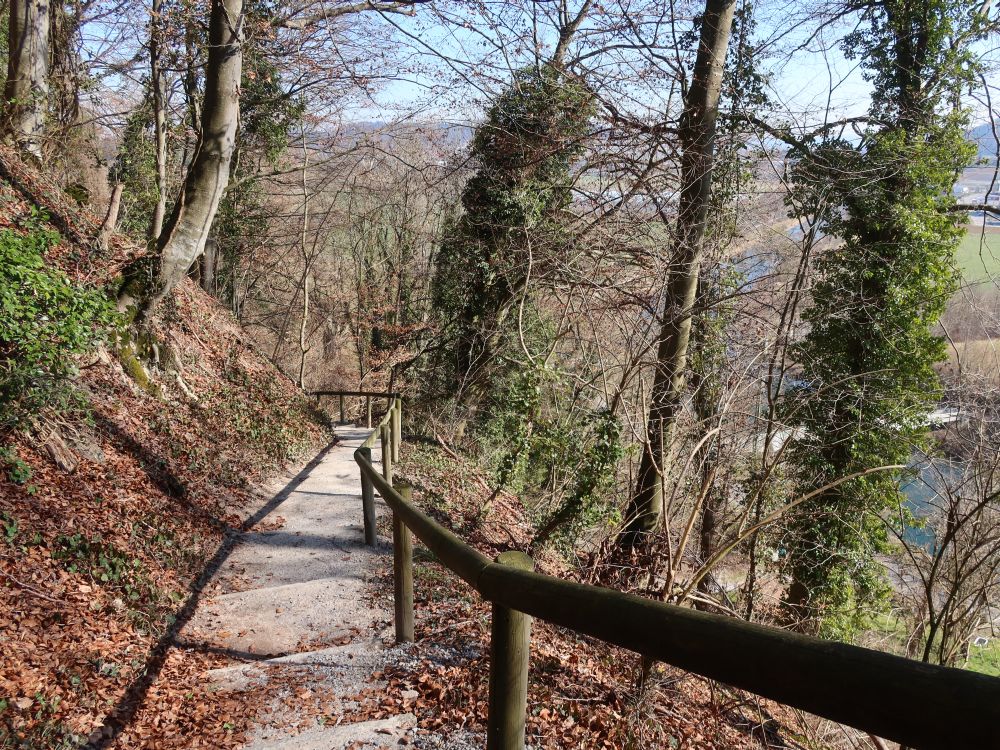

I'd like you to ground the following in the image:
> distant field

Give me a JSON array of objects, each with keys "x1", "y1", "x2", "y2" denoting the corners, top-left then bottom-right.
[
  {"x1": 968, "y1": 638, "x2": 1000, "y2": 678},
  {"x1": 958, "y1": 225, "x2": 1000, "y2": 282},
  {"x1": 947, "y1": 339, "x2": 1000, "y2": 382},
  {"x1": 867, "y1": 612, "x2": 1000, "y2": 678}
]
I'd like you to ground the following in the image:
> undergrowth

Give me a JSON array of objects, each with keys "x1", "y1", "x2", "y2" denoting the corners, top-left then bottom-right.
[
  {"x1": 0, "y1": 209, "x2": 118, "y2": 433},
  {"x1": 51, "y1": 533, "x2": 177, "y2": 633}
]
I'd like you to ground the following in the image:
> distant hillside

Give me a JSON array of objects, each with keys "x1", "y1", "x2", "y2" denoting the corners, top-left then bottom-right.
[
  {"x1": 969, "y1": 122, "x2": 999, "y2": 160},
  {"x1": 332, "y1": 119, "x2": 474, "y2": 150}
]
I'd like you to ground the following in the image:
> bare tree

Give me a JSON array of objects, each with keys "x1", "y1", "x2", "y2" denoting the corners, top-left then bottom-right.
[
  {"x1": 149, "y1": 0, "x2": 169, "y2": 241},
  {"x1": 622, "y1": 0, "x2": 738, "y2": 545},
  {"x1": 4, "y1": 0, "x2": 49, "y2": 158},
  {"x1": 893, "y1": 390, "x2": 1000, "y2": 668},
  {"x1": 121, "y1": 0, "x2": 243, "y2": 320}
]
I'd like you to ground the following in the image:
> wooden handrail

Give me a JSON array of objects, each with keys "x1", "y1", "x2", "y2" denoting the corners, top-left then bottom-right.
[
  {"x1": 353, "y1": 398, "x2": 1000, "y2": 750},
  {"x1": 309, "y1": 389, "x2": 400, "y2": 398},
  {"x1": 310, "y1": 389, "x2": 398, "y2": 428}
]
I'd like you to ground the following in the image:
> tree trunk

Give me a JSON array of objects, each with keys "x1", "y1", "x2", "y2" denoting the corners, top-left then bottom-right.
[
  {"x1": 200, "y1": 238, "x2": 217, "y2": 293},
  {"x1": 691, "y1": 274, "x2": 726, "y2": 608},
  {"x1": 123, "y1": 0, "x2": 242, "y2": 320},
  {"x1": 297, "y1": 270, "x2": 309, "y2": 387},
  {"x1": 620, "y1": 0, "x2": 737, "y2": 546},
  {"x1": 696, "y1": 481, "x2": 723, "y2": 606},
  {"x1": 296, "y1": 131, "x2": 310, "y2": 388},
  {"x1": 96, "y1": 182, "x2": 124, "y2": 252},
  {"x1": 183, "y1": 17, "x2": 202, "y2": 136},
  {"x1": 4, "y1": 0, "x2": 49, "y2": 158},
  {"x1": 149, "y1": 0, "x2": 168, "y2": 241},
  {"x1": 48, "y1": 0, "x2": 81, "y2": 135}
]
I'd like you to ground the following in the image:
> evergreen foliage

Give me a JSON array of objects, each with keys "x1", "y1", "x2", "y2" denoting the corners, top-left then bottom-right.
[
  {"x1": 0, "y1": 213, "x2": 118, "y2": 431},
  {"x1": 110, "y1": 102, "x2": 162, "y2": 239},
  {"x1": 783, "y1": 0, "x2": 983, "y2": 632},
  {"x1": 530, "y1": 406, "x2": 624, "y2": 548},
  {"x1": 430, "y1": 63, "x2": 594, "y2": 401}
]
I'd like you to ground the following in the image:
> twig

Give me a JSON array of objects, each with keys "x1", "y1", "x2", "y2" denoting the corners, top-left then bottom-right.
[
  {"x1": 425, "y1": 619, "x2": 476, "y2": 637},
  {"x1": 0, "y1": 570, "x2": 64, "y2": 604},
  {"x1": 433, "y1": 433, "x2": 491, "y2": 494}
]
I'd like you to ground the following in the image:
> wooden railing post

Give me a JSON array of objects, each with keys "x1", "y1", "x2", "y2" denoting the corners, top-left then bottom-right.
[
  {"x1": 487, "y1": 551, "x2": 534, "y2": 750},
  {"x1": 391, "y1": 398, "x2": 401, "y2": 463},
  {"x1": 366, "y1": 396, "x2": 372, "y2": 428},
  {"x1": 339, "y1": 394, "x2": 345, "y2": 424},
  {"x1": 380, "y1": 423, "x2": 393, "y2": 485},
  {"x1": 393, "y1": 483, "x2": 415, "y2": 643},
  {"x1": 358, "y1": 447, "x2": 376, "y2": 546}
]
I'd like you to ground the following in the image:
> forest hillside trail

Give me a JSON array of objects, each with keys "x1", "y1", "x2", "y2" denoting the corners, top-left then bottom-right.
[{"x1": 178, "y1": 425, "x2": 418, "y2": 749}]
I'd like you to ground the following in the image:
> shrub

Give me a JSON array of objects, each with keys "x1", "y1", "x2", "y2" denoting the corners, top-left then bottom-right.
[{"x1": 0, "y1": 212, "x2": 118, "y2": 432}]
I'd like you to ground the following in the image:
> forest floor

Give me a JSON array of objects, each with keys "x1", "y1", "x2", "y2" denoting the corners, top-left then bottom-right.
[{"x1": 349, "y1": 440, "x2": 806, "y2": 750}]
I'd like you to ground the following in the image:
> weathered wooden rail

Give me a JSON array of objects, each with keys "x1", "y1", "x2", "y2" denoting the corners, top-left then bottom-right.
[
  {"x1": 310, "y1": 389, "x2": 398, "y2": 428},
  {"x1": 334, "y1": 395, "x2": 1000, "y2": 750}
]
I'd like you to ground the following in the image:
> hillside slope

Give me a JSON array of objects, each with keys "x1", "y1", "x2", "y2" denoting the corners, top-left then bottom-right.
[{"x1": 0, "y1": 148, "x2": 331, "y2": 747}]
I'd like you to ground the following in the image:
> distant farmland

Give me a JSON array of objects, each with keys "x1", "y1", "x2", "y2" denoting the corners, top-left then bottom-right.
[{"x1": 958, "y1": 225, "x2": 1000, "y2": 282}]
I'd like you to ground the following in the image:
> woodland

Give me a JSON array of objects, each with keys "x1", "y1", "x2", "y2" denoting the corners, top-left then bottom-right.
[{"x1": 2, "y1": 0, "x2": 1000, "y2": 747}]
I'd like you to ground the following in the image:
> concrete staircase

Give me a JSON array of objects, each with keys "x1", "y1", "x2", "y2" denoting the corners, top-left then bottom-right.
[{"x1": 179, "y1": 427, "x2": 418, "y2": 748}]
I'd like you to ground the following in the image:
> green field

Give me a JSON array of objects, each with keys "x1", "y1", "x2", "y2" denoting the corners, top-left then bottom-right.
[
  {"x1": 957, "y1": 227, "x2": 1000, "y2": 282},
  {"x1": 967, "y1": 637, "x2": 1000, "y2": 677},
  {"x1": 867, "y1": 613, "x2": 1000, "y2": 678}
]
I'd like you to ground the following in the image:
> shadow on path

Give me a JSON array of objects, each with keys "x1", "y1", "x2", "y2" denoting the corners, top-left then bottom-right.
[
  {"x1": 170, "y1": 640, "x2": 293, "y2": 664},
  {"x1": 233, "y1": 530, "x2": 380, "y2": 553},
  {"x1": 90, "y1": 440, "x2": 339, "y2": 749}
]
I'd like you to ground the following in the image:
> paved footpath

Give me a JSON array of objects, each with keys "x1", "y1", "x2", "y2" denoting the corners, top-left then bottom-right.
[{"x1": 179, "y1": 426, "x2": 418, "y2": 748}]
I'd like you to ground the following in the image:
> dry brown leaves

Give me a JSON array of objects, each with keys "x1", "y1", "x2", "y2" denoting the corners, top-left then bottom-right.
[
  {"x1": 356, "y1": 445, "x2": 783, "y2": 749},
  {"x1": 0, "y1": 144, "x2": 140, "y2": 284},
  {"x1": 1, "y1": 177, "x2": 331, "y2": 747},
  {"x1": 111, "y1": 650, "x2": 249, "y2": 749}
]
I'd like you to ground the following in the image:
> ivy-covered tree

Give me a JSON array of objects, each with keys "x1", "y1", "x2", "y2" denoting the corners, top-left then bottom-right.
[
  {"x1": 782, "y1": 0, "x2": 985, "y2": 634},
  {"x1": 429, "y1": 63, "x2": 594, "y2": 411},
  {"x1": 110, "y1": 102, "x2": 163, "y2": 239},
  {"x1": 426, "y1": 62, "x2": 628, "y2": 544}
]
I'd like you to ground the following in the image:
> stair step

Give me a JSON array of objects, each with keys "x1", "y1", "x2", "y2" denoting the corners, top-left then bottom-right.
[
  {"x1": 216, "y1": 535, "x2": 386, "y2": 591},
  {"x1": 203, "y1": 641, "x2": 377, "y2": 692},
  {"x1": 186, "y1": 567, "x2": 379, "y2": 656},
  {"x1": 246, "y1": 713, "x2": 417, "y2": 750}
]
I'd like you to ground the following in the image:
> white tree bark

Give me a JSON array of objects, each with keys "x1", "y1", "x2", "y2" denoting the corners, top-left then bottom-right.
[
  {"x1": 97, "y1": 182, "x2": 124, "y2": 252},
  {"x1": 132, "y1": 0, "x2": 242, "y2": 319},
  {"x1": 4, "y1": 0, "x2": 49, "y2": 158},
  {"x1": 149, "y1": 0, "x2": 168, "y2": 241}
]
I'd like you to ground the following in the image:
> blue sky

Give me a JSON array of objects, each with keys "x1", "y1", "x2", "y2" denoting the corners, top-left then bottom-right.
[{"x1": 352, "y1": 1, "x2": 997, "y2": 131}]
